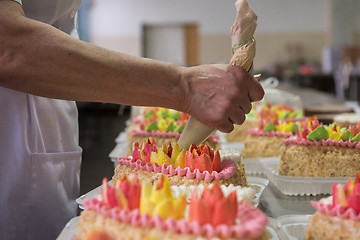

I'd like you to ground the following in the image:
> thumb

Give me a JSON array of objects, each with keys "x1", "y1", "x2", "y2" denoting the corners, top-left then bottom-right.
[{"x1": 248, "y1": 76, "x2": 264, "y2": 102}]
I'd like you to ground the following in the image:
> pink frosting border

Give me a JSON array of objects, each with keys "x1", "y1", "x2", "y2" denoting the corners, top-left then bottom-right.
[
  {"x1": 248, "y1": 129, "x2": 293, "y2": 138},
  {"x1": 83, "y1": 198, "x2": 268, "y2": 239},
  {"x1": 117, "y1": 157, "x2": 236, "y2": 182},
  {"x1": 311, "y1": 201, "x2": 360, "y2": 222},
  {"x1": 283, "y1": 137, "x2": 360, "y2": 148},
  {"x1": 131, "y1": 130, "x2": 219, "y2": 143}
]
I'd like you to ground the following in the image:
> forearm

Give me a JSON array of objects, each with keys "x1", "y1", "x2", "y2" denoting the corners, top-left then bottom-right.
[{"x1": 0, "y1": 1, "x2": 185, "y2": 111}]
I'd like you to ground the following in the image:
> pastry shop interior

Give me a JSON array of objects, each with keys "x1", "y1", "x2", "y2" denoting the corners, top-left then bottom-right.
[{"x1": 60, "y1": 0, "x2": 360, "y2": 239}]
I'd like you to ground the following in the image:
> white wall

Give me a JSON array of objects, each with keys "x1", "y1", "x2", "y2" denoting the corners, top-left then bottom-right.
[
  {"x1": 89, "y1": 0, "x2": 329, "y2": 36},
  {"x1": 88, "y1": 0, "x2": 357, "y2": 70}
]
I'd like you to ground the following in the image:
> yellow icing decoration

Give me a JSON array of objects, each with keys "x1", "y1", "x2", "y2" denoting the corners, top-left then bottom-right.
[
  {"x1": 175, "y1": 149, "x2": 186, "y2": 169},
  {"x1": 150, "y1": 149, "x2": 173, "y2": 167},
  {"x1": 171, "y1": 143, "x2": 180, "y2": 162},
  {"x1": 140, "y1": 177, "x2": 186, "y2": 220}
]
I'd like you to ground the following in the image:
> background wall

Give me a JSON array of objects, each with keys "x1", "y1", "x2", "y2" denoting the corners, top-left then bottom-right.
[{"x1": 88, "y1": 0, "x2": 359, "y2": 72}]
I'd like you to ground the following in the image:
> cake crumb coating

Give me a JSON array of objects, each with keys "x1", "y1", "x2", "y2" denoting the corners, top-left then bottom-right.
[
  {"x1": 305, "y1": 212, "x2": 360, "y2": 240},
  {"x1": 279, "y1": 145, "x2": 360, "y2": 177},
  {"x1": 242, "y1": 135, "x2": 284, "y2": 158},
  {"x1": 76, "y1": 210, "x2": 269, "y2": 240},
  {"x1": 113, "y1": 160, "x2": 248, "y2": 187}
]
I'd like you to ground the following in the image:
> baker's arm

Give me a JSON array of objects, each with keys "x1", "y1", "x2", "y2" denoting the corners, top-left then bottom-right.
[{"x1": 0, "y1": 0, "x2": 264, "y2": 132}]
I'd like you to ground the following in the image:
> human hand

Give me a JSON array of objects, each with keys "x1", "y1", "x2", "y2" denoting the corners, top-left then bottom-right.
[{"x1": 179, "y1": 64, "x2": 264, "y2": 133}]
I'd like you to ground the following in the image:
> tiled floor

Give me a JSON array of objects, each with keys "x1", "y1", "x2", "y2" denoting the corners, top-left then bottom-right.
[{"x1": 77, "y1": 103, "x2": 130, "y2": 196}]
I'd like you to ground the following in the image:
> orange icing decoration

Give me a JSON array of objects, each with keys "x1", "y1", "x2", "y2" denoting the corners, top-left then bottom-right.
[
  {"x1": 185, "y1": 143, "x2": 221, "y2": 173},
  {"x1": 132, "y1": 138, "x2": 221, "y2": 173},
  {"x1": 188, "y1": 182, "x2": 238, "y2": 226}
]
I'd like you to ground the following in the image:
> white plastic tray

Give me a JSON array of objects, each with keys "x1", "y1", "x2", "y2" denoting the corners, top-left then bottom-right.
[
  {"x1": 76, "y1": 180, "x2": 111, "y2": 210},
  {"x1": 248, "y1": 176, "x2": 269, "y2": 207},
  {"x1": 242, "y1": 157, "x2": 279, "y2": 175},
  {"x1": 276, "y1": 214, "x2": 312, "y2": 240},
  {"x1": 114, "y1": 130, "x2": 128, "y2": 144},
  {"x1": 109, "y1": 142, "x2": 127, "y2": 168},
  {"x1": 76, "y1": 177, "x2": 268, "y2": 210},
  {"x1": 260, "y1": 157, "x2": 349, "y2": 196}
]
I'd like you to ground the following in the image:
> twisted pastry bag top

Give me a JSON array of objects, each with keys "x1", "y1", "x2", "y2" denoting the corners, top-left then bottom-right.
[{"x1": 0, "y1": 0, "x2": 82, "y2": 239}]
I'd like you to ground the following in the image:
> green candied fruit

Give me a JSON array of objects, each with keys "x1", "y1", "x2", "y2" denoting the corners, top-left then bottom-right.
[
  {"x1": 306, "y1": 125, "x2": 329, "y2": 141},
  {"x1": 351, "y1": 132, "x2": 360, "y2": 142},
  {"x1": 340, "y1": 129, "x2": 353, "y2": 141},
  {"x1": 161, "y1": 111, "x2": 170, "y2": 119},
  {"x1": 146, "y1": 121, "x2": 159, "y2": 131},
  {"x1": 175, "y1": 124, "x2": 185, "y2": 133},
  {"x1": 165, "y1": 121, "x2": 176, "y2": 132},
  {"x1": 289, "y1": 110, "x2": 303, "y2": 118},
  {"x1": 170, "y1": 112, "x2": 181, "y2": 120},
  {"x1": 279, "y1": 112, "x2": 289, "y2": 120},
  {"x1": 290, "y1": 123, "x2": 298, "y2": 134},
  {"x1": 263, "y1": 122, "x2": 276, "y2": 132},
  {"x1": 145, "y1": 110, "x2": 155, "y2": 118}
]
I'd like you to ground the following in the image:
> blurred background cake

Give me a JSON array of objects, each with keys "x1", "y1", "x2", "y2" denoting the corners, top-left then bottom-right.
[
  {"x1": 126, "y1": 107, "x2": 220, "y2": 156},
  {"x1": 279, "y1": 119, "x2": 360, "y2": 177},
  {"x1": 242, "y1": 103, "x2": 303, "y2": 158}
]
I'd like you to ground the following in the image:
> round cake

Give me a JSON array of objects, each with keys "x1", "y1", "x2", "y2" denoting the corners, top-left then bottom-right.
[{"x1": 76, "y1": 175, "x2": 269, "y2": 240}]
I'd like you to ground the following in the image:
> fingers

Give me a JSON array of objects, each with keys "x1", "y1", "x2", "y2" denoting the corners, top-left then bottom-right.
[
  {"x1": 182, "y1": 64, "x2": 264, "y2": 133},
  {"x1": 216, "y1": 118, "x2": 235, "y2": 133},
  {"x1": 227, "y1": 65, "x2": 264, "y2": 102},
  {"x1": 248, "y1": 77, "x2": 265, "y2": 102},
  {"x1": 228, "y1": 108, "x2": 246, "y2": 125}
]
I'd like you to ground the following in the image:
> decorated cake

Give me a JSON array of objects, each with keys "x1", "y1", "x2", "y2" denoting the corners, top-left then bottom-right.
[
  {"x1": 242, "y1": 103, "x2": 303, "y2": 158},
  {"x1": 305, "y1": 173, "x2": 360, "y2": 239},
  {"x1": 113, "y1": 138, "x2": 248, "y2": 187},
  {"x1": 279, "y1": 119, "x2": 360, "y2": 177},
  {"x1": 127, "y1": 107, "x2": 220, "y2": 156},
  {"x1": 76, "y1": 174, "x2": 268, "y2": 240}
]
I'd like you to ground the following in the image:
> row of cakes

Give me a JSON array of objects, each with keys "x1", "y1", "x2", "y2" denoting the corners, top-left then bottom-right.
[
  {"x1": 72, "y1": 103, "x2": 360, "y2": 239},
  {"x1": 72, "y1": 106, "x2": 272, "y2": 239},
  {"x1": 74, "y1": 101, "x2": 360, "y2": 239},
  {"x1": 76, "y1": 135, "x2": 270, "y2": 239},
  {"x1": 225, "y1": 99, "x2": 360, "y2": 179},
  {"x1": 74, "y1": 133, "x2": 360, "y2": 239}
]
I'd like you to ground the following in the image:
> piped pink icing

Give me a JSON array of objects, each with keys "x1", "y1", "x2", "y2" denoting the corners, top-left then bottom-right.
[
  {"x1": 117, "y1": 157, "x2": 236, "y2": 182},
  {"x1": 132, "y1": 116, "x2": 143, "y2": 124},
  {"x1": 248, "y1": 128, "x2": 293, "y2": 138},
  {"x1": 84, "y1": 198, "x2": 268, "y2": 238},
  {"x1": 131, "y1": 130, "x2": 219, "y2": 143},
  {"x1": 311, "y1": 201, "x2": 360, "y2": 221},
  {"x1": 283, "y1": 137, "x2": 360, "y2": 148}
]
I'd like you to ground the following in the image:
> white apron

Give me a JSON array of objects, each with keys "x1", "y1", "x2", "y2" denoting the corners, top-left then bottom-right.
[{"x1": 0, "y1": 0, "x2": 82, "y2": 239}]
